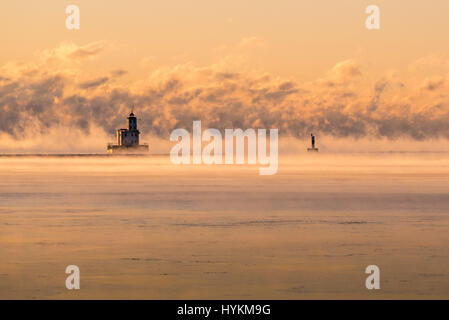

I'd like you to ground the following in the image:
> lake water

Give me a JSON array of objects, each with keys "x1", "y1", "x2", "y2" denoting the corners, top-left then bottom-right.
[{"x1": 1, "y1": 153, "x2": 448, "y2": 299}]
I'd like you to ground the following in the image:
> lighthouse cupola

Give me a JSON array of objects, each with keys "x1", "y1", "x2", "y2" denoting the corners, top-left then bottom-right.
[{"x1": 128, "y1": 112, "x2": 137, "y2": 131}]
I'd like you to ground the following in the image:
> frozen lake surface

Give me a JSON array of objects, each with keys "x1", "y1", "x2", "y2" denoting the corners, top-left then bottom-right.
[{"x1": 1, "y1": 153, "x2": 449, "y2": 299}]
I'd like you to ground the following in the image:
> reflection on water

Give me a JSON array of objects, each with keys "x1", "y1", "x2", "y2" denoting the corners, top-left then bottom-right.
[{"x1": 0, "y1": 153, "x2": 449, "y2": 299}]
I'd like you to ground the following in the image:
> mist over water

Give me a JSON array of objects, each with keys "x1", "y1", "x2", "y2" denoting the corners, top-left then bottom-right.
[
  {"x1": 1, "y1": 153, "x2": 448, "y2": 299},
  {"x1": 1, "y1": 131, "x2": 449, "y2": 155}
]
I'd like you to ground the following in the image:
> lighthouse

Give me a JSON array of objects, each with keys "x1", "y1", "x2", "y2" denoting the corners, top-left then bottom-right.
[
  {"x1": 116, "y1": 112, "x2": 140, "y2": 147},
  {"x1": 107, "y1": 110, "x2": 149, "y2": 154},
  {"x1": 307, "y1": 133, "x2": 319, "y2": 152}
]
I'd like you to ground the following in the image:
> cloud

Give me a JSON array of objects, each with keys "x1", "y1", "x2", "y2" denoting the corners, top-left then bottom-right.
[
  {"x1": 68, "y1": 41, "x2": 108, "y2": 59},
  {"x1": 215, "y1": 72, "x2": 239, "y2": 81},
  {"x1": 1, "y1": 42, "x2": 449, "y2": 153},
  {"x1": 319, "y1": 59, "x2": 362, "y2": 87},
  {"x1": 331, "y1": 59, "x2": 361, "y2": 80},
  {"x1": 110, "y1": 69, "x2": 128, "y2": 78},
  {"x1": 35, "y1": 41, "x2": 107, "y2": 66},
  {"x1": 421, "y1": 77, "x2": 445, "y2": 91},
  {"x1": 79, "y1": 77, "x2": 109, "y2": 89}
]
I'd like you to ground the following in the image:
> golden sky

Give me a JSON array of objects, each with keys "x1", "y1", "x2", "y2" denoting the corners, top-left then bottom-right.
[
  {"x1": 2, "y1": 0, "x2": 449, "y2": 79},
  {"x1": 1, "y1": 1, "x2": 449, "y2": 151}
]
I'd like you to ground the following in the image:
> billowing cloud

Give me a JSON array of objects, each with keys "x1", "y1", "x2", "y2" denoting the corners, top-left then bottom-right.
[
  {"x1": 1, "y1": 41, "x2": 449, "y2": 153},
  {"x1": 68, "y1": 41, "x2": 108, "y2": 59},
  {"x1": 111, "y1": 69, "x2": 128, "y2": 78},
  {"x1": 79, "y1": 77, "x2": 109, "y2": 89}
]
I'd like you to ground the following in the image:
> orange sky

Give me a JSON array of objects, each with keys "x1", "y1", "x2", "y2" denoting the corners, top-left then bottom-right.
[
  {"x1": 2, "y1": 1, "x2": 449, "y2": 79},
  {"x1": 1, "y1": 1, "x2": 449, "y2": 151}
]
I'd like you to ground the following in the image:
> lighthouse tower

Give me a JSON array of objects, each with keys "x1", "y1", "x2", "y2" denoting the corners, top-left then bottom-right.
[
  {"x1": 107, "y1": 110, "x2": 149, "y2": 153},
  {"x1": 116, "y1": 111, "x2": 140, "y2": 147},
  {"x1": 128, "y1": 112, "x2": 137, "y2": 131},
  {"x1": 127, "y1": 111, "x2": 139, "y2": 145},
  {"x1": 307, "y1": 133, "x2": 319, "y2": 152}
]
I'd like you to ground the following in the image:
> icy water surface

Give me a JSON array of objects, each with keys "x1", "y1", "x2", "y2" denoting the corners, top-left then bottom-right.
[{"x1": 1, "y1": 153, "x2": 449, "y2": 299}]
